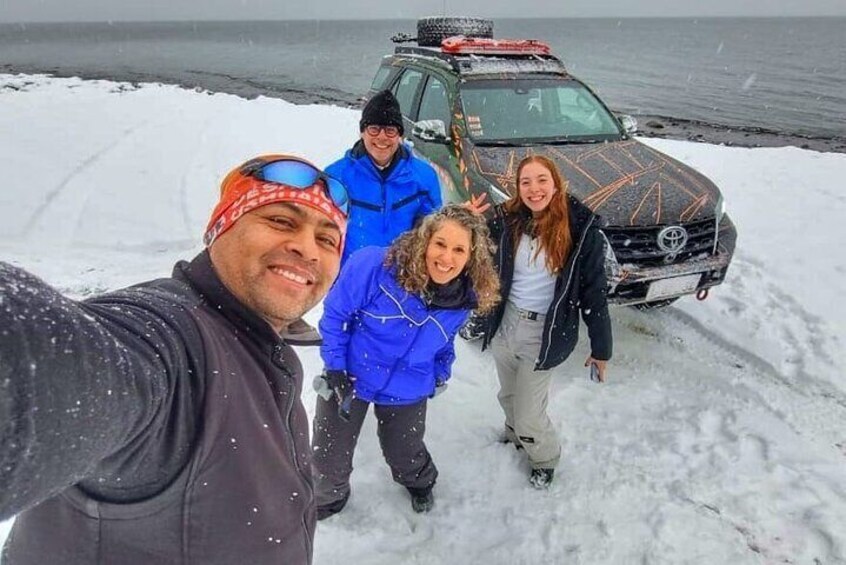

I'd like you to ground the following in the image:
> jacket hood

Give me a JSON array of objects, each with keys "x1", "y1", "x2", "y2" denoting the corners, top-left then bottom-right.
[{"x1": 469, "y1": 138, "x2": 722, "y2": 226}]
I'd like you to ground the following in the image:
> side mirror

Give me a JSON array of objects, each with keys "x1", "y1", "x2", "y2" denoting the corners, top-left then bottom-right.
[
  {"x1": 413, "y1": 119, "x2": 449, "y2": 144},
  {"x1": 618, "y1": 114, "x2": 638, "y2": 134}
]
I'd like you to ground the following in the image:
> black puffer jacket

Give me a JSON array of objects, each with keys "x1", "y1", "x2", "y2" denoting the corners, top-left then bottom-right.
[
  {"x1": 0, "y1": 251, "x2": 315, "y2": 564},
  {"x1": 481, "y1": 197, "x2": 613, "y2": 369}
]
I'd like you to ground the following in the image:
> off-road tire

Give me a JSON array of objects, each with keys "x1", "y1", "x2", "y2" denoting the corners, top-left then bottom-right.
[{"x1": 416, "y1": 17, "x2": 494, "y2": 47}]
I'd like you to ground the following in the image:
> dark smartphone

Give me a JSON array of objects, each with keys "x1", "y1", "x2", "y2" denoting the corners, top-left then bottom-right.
[
  {"x1": 338, "y1": 391, "x2": 354, "y2": 422},
  {"x1": 590, "y1": 363, "x2": 601, "y2": 383}
]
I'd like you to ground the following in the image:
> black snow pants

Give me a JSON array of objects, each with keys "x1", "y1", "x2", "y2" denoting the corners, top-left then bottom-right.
[{"x1": 311, "y1": 395, "x2": 438, "y2": 508}]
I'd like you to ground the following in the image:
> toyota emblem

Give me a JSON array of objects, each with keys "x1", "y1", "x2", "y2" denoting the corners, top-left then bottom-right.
[{"x1": 657, "y1": 226, "x2": 688, "y2": 254}]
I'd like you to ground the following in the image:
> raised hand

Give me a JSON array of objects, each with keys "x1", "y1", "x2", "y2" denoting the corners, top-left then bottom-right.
[{"x1": 462, "y1": 192, "x2": 490, "y2": 216}]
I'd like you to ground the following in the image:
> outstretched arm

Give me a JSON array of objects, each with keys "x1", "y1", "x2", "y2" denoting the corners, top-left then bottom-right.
[{"x1": 0, "y1": 264, "x2": 195, "y2": 518}]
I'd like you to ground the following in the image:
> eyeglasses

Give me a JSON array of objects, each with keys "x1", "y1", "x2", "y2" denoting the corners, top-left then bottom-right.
[
  {"x1": 240, "y1": 157, "x2": 350, "y2": 216},
  {"x1": 364, "y1": 125, "x2": 401, "y2": 138}
]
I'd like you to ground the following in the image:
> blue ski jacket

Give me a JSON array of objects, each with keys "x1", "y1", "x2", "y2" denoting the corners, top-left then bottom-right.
[
  {"x1": 325, "y1": 143, "x2": 442, "y2": 265},
  {"x1": 319, "y1": 247, "x2": 475, "y2": 405}
]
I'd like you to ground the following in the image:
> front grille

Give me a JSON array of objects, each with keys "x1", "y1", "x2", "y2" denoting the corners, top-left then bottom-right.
[{"x1": 603, "y1": 217, "x2": 717, "y2": 268}]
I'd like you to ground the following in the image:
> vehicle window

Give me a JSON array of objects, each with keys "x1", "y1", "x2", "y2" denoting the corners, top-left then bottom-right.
[
  {"x1": 369, "y1": 66, "x2": 392, "y2": 91},
  {"x1": 417, "y1": 76, "x2": 451, "y2": 126},
  {"x1": 459, "y1": 79, "x2": 623, "y2": 143},
  {"x1": 391, "y1": 69, "x2": 424, "y2": 118}
]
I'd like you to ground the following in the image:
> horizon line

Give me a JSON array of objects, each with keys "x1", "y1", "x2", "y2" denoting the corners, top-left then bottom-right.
[{"x1": 2, "y1": 14, "x2": 846, "y2": 25}]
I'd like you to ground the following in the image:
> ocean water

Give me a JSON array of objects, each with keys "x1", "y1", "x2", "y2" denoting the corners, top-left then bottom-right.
[{"x1": 1, "y1": 18, "x2": 844, "y2": 138}]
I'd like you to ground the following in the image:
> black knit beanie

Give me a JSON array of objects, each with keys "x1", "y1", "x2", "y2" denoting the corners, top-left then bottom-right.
[{"x1": 360, "y1": 90, "x2": 404, "y2": 135}]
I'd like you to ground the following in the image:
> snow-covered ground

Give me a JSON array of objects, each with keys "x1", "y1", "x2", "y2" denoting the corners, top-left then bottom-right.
[{"x1": 1, "y1": 74, "x2": 844, "y2": 564}]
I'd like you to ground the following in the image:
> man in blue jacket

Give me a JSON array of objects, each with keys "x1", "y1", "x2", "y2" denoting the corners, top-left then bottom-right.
[{"x1": 285, "y1": 90, "x2": 443, "y2": 345}]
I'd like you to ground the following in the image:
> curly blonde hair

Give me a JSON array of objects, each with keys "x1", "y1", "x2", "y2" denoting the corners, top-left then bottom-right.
[{"x1": 384, "y1": 204, "x2": 500, "y2": 315}]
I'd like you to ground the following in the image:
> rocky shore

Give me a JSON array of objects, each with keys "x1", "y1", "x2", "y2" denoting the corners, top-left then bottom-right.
[
  {"x1": 632, "y1": 114, "x2": 846, "y2": 154},
  {"x1": 3, "y1": 65, "x2": 844, "y2": 155}
]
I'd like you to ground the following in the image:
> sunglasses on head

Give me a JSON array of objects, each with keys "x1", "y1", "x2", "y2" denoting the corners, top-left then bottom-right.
[
  {"x1": 240, "y1": 157, "x2": 350, "y2": 216},
  {"x1": 364, "y1": 124, "x2": 401, "y2": 138}
]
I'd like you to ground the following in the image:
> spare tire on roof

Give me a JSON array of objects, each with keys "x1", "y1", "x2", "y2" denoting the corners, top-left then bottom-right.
[{"x1": 416, "y1": 17, "x2": 494, "y2": 47}]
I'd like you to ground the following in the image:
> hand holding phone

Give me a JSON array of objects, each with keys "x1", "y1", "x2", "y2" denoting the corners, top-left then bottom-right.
[
  {"x1": 585, "y1": 357, "x2": 607, "y2": 383},
  {"x1": 590, "y1": 363, "x2": 601, "y2": 383}
]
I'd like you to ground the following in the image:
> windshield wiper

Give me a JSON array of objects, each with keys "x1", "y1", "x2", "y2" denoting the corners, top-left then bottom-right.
[
  {"x1": 542, "y1": 137, "x2": 609, "y2": 145},
  {"x1": 472, "y1": 139, "x2": 528, "y2": 147},
  {"x1": 474, "y1": 136, "x2": 615, "y2": 147}
]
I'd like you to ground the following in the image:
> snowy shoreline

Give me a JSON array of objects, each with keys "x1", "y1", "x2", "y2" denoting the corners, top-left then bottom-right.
[
  {"x1": 1, "y1": 73, "x2": 845, "y2": 564},
  {"x1": 3, "y1": 65, "x2": 844, "y2": 154}
]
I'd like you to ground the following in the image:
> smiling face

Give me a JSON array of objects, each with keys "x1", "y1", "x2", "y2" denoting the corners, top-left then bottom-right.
[
  {"x1": 518, "y1": 161, "x2": 558, "y2": 215},
  {"x1": 209, "y1": 202, "x2": 342, "y2": 332},
  {"x1": 361, "y1": 126, "x2": 402, "y2": 167},
  {"x1": 425, "y1": 219, "x2": 472, "y2": 285}
]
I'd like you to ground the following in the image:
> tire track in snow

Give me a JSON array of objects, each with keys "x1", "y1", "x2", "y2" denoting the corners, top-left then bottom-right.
[
  {"x1": 662, "y1": 306, "x2": 846, "y2": 445},
  {"x1": 22, "y1": 121, "x2": 151, "y2": 240},
  {"x1": 177, "y1": 118, "x2": 213, "y2": 239},
  {"x1": 679, "y1": 300, "x2": 843, "y2": 402}
]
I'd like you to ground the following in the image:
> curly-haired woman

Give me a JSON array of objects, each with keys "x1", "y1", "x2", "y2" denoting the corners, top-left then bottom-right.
[{"x1": 312, "y1": 204, "x2": 500, "y2": 518}]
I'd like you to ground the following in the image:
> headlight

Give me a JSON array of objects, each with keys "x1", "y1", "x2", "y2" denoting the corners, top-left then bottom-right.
[
  {"x1": 713, "y1": 196, "x2": 726, "y2": 253},
  {"x1": 715, "y1": 195, "x2": 726, "y2": 220}
]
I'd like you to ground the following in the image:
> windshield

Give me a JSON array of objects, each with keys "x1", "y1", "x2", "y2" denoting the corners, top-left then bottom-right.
[{"x1": 459, "y1": 78, "x2": 623, "y2": 144}]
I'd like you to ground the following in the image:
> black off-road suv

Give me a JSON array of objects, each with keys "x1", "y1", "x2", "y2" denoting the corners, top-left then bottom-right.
[{"x1": 366, "y1": 17, "x2": 737, "y2": 308}]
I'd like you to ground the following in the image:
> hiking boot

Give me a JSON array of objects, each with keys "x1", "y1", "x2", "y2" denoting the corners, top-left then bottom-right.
[
  {"x1": 407, "y1": 486, "x2": 434, "y2": 513},
  {"x1": 529, "y1": 468, "x2": 554, "y2": 490},
  {"x1": 282, "y1": 318, "x2": 322, "y2": 346},
  {"x1": 316, "y1": 493, "x2": 349, "y2": 521}
]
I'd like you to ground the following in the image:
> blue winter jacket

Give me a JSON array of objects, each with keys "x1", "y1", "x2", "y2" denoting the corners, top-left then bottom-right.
[
  {"x1": 319, "y1": 247, "x2": 474, "y2": 405},
  {"x1": 326, "y1": 142, "x2": 442, "y2": 265}
]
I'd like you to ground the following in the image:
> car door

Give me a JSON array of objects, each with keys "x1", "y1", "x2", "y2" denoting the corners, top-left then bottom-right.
[
  {"x1": 390, "y1": 68, "x2": 425, "y2": 135},
  {"x1": 390, "y1": 68, "x2": 470, "y2": 204},
  {"x1": 409, "y1": 73, "x2": 469, "y2": 204}
]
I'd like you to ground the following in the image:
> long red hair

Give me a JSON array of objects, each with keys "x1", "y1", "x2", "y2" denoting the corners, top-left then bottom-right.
[{"x1": 504, "y1": 155, "x2": 572, "y2": 273}]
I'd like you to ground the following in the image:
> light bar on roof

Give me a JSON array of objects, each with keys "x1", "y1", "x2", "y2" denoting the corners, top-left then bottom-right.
[{"x1": 440, "y1": 36, "x2": 552, "y2": 56}]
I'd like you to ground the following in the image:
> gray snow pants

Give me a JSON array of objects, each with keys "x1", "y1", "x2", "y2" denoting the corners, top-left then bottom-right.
[
  {"x1": 491, "y1": 302, "x2": 562, "y2": 470},
  {"x1": 311, "y1": 394, "x2": 438, "y2": 508}
]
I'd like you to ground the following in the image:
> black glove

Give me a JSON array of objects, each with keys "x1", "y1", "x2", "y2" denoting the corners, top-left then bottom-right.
[
  {"x1": 319, "y1": 369, "x2": 355, "y2": 422},
  {"x1": 324, "y1": 370, "x2": 350, "y2": 396}
]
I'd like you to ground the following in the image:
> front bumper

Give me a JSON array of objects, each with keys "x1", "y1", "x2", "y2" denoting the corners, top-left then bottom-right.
[{"x1": 605, "y1": 215, "x2": 737, "y2": 306}]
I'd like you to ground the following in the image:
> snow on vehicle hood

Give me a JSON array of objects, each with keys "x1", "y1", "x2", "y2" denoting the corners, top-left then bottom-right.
[{"x1": 468, "y1": 138, "x2": 723, "y2": 226}]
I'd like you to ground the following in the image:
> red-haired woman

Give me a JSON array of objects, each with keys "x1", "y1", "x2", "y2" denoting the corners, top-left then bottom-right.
[{"x1": 478, "y1": 155, "x2": 613, "y2": 489}]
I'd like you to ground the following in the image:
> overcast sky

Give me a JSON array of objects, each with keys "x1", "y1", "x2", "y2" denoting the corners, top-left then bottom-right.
[{"x1": 1, "y1": 0, "x2": 845, "y2": 23}]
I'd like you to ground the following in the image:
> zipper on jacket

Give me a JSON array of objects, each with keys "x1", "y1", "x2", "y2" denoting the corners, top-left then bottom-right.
[
  {"x1": 381, "y1": 177, "x2": 389, "y2": 233},
  {"x1": 482, "y1": 219, "x2": 509, "y2": 350},
  {"x1": 538, "y1": 215, "x2": 595, "y2": 368}
]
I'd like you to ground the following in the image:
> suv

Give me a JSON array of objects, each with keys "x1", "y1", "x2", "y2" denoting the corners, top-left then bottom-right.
[{"x1": 366, "y1": 18, "x2": 737, "y2": 307}]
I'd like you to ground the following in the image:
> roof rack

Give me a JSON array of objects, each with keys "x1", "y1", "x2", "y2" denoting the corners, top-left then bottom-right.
[{"x1": 393, "y1": 45, "x2": 568, "y2": 77}]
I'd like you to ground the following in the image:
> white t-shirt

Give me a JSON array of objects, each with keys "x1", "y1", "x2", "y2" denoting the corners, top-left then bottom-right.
[{"x1": 509, "y1": 234, "x2": 556, "y2": 314}]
